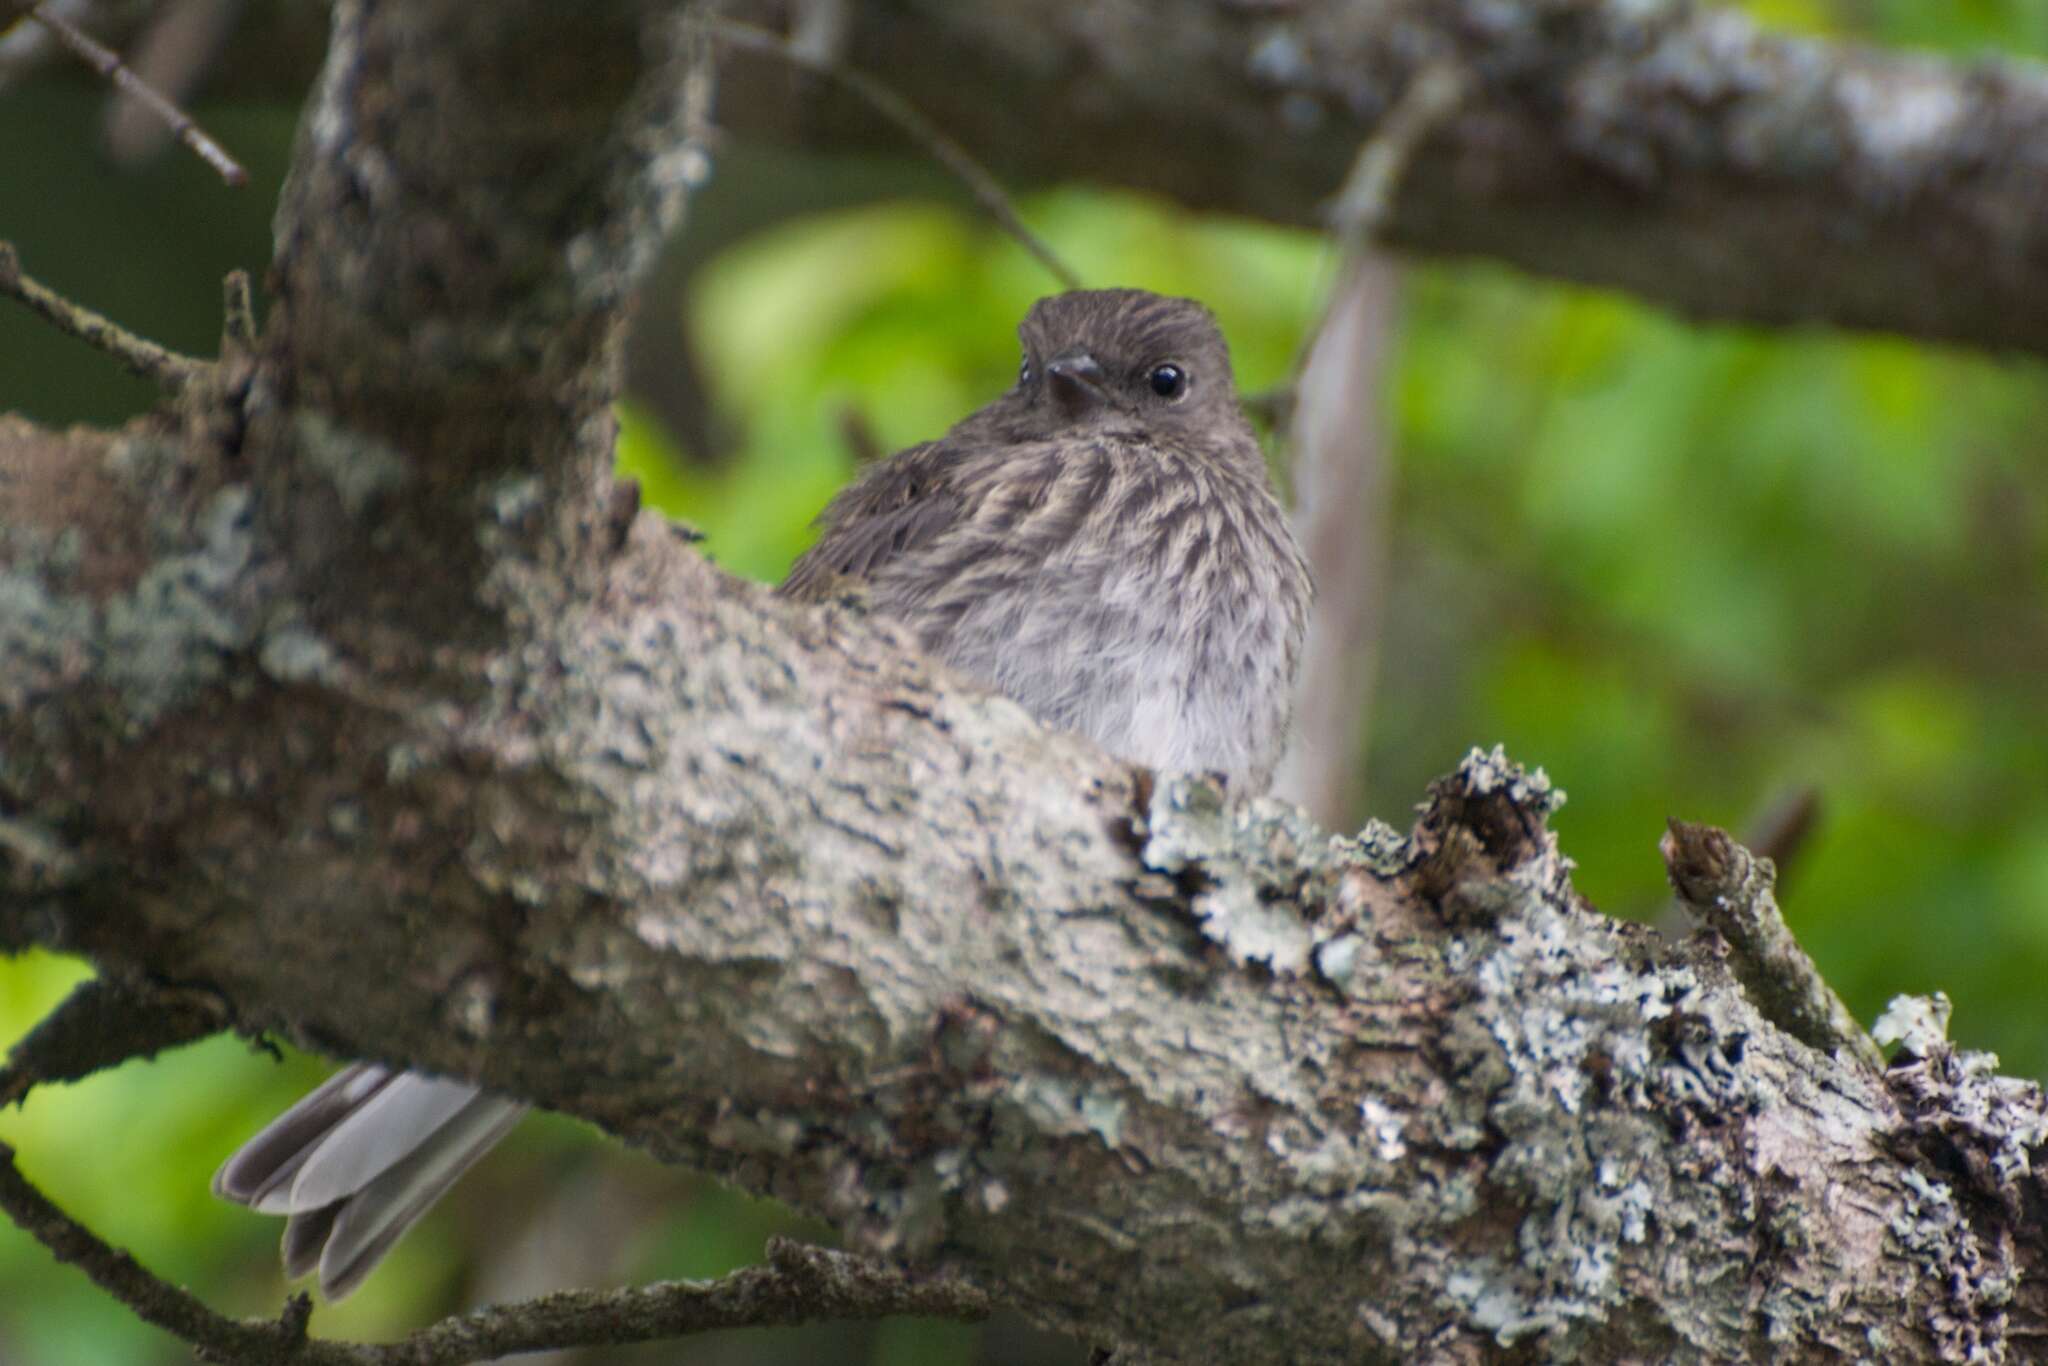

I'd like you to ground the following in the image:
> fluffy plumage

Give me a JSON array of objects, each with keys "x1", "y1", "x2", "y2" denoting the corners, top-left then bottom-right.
[
  {"x1": 215, "y1": 288, "x2": 1312, "y2": 1299},
  {"x1": 787, "y1": 288, "x2": 1312, "y2": 787}
]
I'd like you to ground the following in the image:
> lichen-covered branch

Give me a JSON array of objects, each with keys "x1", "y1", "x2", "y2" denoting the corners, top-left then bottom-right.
[
  {"x1": 732, "y1": 0, "x2": 2048, "y2": 355},
  {"x1": 0, "y1": 1135, "x2": 988, "y2": 1366},
  {"x1": 1662, "y1": 818, "x2": 1884, "y2": 1074},
  {"x1": 26, "y1": 1, "x2": 2048, "y2": 354},
  {"x1": 4, "y1": 3, "x2": 2048, "y2": 1363}
]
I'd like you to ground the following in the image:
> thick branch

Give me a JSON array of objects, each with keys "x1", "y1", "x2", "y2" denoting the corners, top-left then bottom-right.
[
  {"x1": 720, "y1": 0, "x2": 2048, "y2": 355},
  {"x1": 251, "y1": 1, "x2": 713, "y2": 642},
  {"x1": 30, "y1": 1, "x2": 2048, "y2": 353},
  {"x1": 4, "y1": 3, "x2": 2048, "y2": 1363}
]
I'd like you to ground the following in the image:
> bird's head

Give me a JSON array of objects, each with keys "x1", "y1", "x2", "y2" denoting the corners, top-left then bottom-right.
[{"x1": 987, "y1": 289, "x2": 1253, "y2": 451}]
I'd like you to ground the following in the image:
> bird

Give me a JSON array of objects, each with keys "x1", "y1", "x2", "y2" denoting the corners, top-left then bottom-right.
[{"x1": 213, "y1": 287, "x2": 1314, "y2": 1299}]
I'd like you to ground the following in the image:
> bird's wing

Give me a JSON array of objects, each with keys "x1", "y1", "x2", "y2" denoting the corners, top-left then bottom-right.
[{"x1": 781, "y1": 441, "x2": 969, "y2": 601}]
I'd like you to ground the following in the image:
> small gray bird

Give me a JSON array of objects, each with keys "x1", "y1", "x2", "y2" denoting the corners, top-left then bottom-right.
[
  {"x1": 791, "y1": 287, "x2": 1312, "y2": 787},
  {"x1": 214, "y1": 288, "x2": 1313, "y2": 1298}
]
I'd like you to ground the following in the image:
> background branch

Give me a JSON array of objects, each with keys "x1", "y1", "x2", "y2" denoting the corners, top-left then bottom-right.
[
  {"x1": 16, "y1": 0, "x2": 2044, "y2": 356},
  {"x1": 733, "y1": 0, "x2": 2048, "y2": 355},
  {"x1": 0, "y1": 1144, "x2": 986, "y2": 1366},
  {"x1": 0, "y1": 240, "x2": 206, "y2": 390},
  {"x1": 2, "y1": 2, "x2": 2047, "y2": 1362}
]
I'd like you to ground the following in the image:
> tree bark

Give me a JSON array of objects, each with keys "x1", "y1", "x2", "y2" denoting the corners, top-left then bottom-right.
[
  {"x1": 4, "y1": 2, "x2": 2047, "y2": 1362},
  {"x1": 727, "y1": 0, "x2": 2048, "y2": 356}
]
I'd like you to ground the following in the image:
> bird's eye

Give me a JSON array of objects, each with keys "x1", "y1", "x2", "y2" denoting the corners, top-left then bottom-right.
[{"x1": 1148, "y1": 364, "x2": 1188, "y2": 399}]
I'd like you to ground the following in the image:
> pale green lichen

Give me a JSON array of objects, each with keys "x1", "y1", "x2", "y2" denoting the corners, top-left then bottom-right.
[
  {"x1": 100, "y1": 484, "x2": 262, "y2": 726},
  {"x1": 1006, "y1": 1074, "x2": 1128, "y2": 1148},
  {"x1": 1313, "y1": 932, "x2": 1363, "y2": 989},
  {"x1": 293, "y1": 411, "x2": 409, "y2": 517},
  {"x1": 1872, "y1": 990, "x2": 1952, "y2": 1057},
  {"x1": 1888, "y1": 1164, "x2": 2008, "y2": 1360},
  {"x1": 1418, "y1": 781, "x2": 1785, "y2": 1354},
  {"x1": 0, "y1": 571, "x2": 94, "y2": 711},
  {"x1": 1140, "y1": 774, "x2": 1317, "y2": 974},
  {"x1": 483, "y1": 473, "x2": 543, "y2": 528},
  {"x1": 1458, "y1": 743, "x2": 1566, "y2": 815},
  {"x1": 258, "y1": 618, "x2": 342, "y2": 686},
  {"x1": 103, "y1": 432, "x2": 188, "y2": 492},
  {"x1": 1079, "y1": 1091, "x2": 1127, "y2": 1148},
  {"x1": 327, "y1": 799, "x2": 366, "y2": 840},
  {"x1": 1333, "y1": 816, "x2": 1411, "y2": 876}
]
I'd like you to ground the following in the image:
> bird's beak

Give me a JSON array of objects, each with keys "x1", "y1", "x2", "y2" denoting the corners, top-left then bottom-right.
[{"x1": 1045, "y1": 350, "x2": 1109, "y2": 415}]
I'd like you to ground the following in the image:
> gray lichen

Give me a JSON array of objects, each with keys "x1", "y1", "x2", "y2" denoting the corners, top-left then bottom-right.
[
  {"x1": 293, "y1": 411, "x2": 410, "y2": 518},
  {"x1": 1138, "y1": 774, "x2": 1331, "y2": 974},
  {"x1": 0, "y1": 564, "x2": 95, "y2": 712},
  {"x1": 1457, "y1": 742, "x2": 1566, "y2": 815},
  {"x1": 1874, "y1": 990, "x2": 1953, "y2": 1058},
  {"x1": 100, "y1": 485, "x2": 262, "y2": 727},
  {"x1": 258, "y1": 616, "x2": 343, "y2": 687}
]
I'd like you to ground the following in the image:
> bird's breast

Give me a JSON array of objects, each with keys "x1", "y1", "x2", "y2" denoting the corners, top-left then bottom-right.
[{"x1": 900, "y1": 448, "x2": 1306, "y2": 789}]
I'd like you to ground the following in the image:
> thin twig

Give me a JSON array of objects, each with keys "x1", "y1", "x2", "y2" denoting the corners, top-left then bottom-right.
[
  {"x1": 1269, "y1": 256, "x2": 1399, "y2": 828},
  {"x1": 835, "y1": 402, "x2": 885, "y2": 465},
  {"x1": 1742, "y1": 784, "x2": 1821, "y2": 897},
  {"x1": 0, "y1": 1139, "x2": 311, "y2": 1363},
  {"x1": 1654, "y1": 785, "x2": 1822, "y2": 934},
  {"x1": 0, "y1": 1136, "x2": 989, "y2": 1366},
  {"x1": 20, "y1": 0, "x2": 249, "y2": 186},
  {"x1": 705, "y1": 15, "x2": 1081, "y2": 292},
  {"x1": 100, "y1": 0, "x2": 244, "y2": 169},
  {"x1": 0, "y1": 240, "x2": 207, "y2": 391},
  {"x1": 1281, "y1": 59, "x2": 1472, "y2": 400},
  {"x1": 1330, "y1": 60, "x2": 1470, "y2": 244}
]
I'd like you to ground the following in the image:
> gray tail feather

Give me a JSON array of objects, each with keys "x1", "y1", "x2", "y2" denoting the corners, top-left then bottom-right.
[
  {"x1": 213, "y1": 1063, "x2": 397, "y2": 1209},
  {"x1": 215, "y1": 1063, "x2": 529, "y2": 1299}
]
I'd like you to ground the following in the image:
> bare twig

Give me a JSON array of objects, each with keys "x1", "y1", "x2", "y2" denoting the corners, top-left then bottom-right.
[
  {"x1": 1742, "y1": 785, "x2": 1822, "y2": 897},
  {"x1": 835, "y1": 402, "x2": 885, "y2": 465},
  {"x1": 18, "y1": 0, "x2": 248, "y2": 186},
  {"x1": 0, "y1": 1137, "x2": 311, "y2": 1363},
  {"x1": 1, "y1": 1135, "x2": 989, "y2": 1366},
  {"x1": 1330, "y1": 61, "x2": 1471, "y2": 245},
  {"x1": 1662, "y1": 819, "x2": 1884, "y2": 1074},
  {"x1": 0, "y1": 241, "x2": 207, "y2": 390},
  {"x1": 1653, "y1": 785, "x2": 1823, "y2": 934},
  {"x1": 100, "y1": 0, "x2": 243, "y2": 169},
  {"x1": 786, "y1": 0, "x2": 850, "y2": 65},
  {"x1": 705, "y1": 14, "x2": 1081, "y2": 292}
]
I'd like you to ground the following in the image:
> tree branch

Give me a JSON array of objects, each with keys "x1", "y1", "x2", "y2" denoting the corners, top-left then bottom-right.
[
  {"x1": 724, "y1": 0, "x2": 2048, "y2": 355},
  {"x1": 25, "y1": 1, "x2": 2047, "y2": 353},
  {"x1": 0, "y1": 976, "x2": 231, "y2": 1107},
  {"x1": 0, "y1": 1142, "x2": 986, "y2": 1365},
  {"x1": 3, "y1": 2, "x2": 2048, "y2": 1362},
  {"x1": 1662, "y1": 818, "x2": 1884, "y2": 1074},
  {"x1": 0, "y1": 240, "x2": 208, "y2": 390}
]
